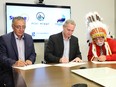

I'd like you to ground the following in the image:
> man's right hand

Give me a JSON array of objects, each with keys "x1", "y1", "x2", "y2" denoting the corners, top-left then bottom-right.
[
  {"x1": 13, "y1": 60, "x2": 27, "y2": 67},
  {"x1": 59, "y1": 57, "x2": 69, "y2": 63}
]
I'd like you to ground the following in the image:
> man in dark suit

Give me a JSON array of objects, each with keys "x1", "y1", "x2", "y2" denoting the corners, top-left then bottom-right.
[
  {"x1": 45, "y1": 19, "x2": 82, "y2": 63},
  {"x1": 0, "y1": 16, "x2": 36, "y2": 87}
]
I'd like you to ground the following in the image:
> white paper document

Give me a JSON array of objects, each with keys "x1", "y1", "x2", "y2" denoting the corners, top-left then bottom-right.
[
  {"x1": 71, "y1": 67, "x2": 116, "y2": 87},
  {"x1": 54, "y1": 62, "x2": 86, "y2": 67},
  {"x1": 92, "y1": 61, "x2": 116, "y2": 64},
  {"x1": 13, "y1": 64, "x2": 51, "y2": 70}
]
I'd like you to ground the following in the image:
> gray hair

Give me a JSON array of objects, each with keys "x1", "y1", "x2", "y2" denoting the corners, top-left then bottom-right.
[
  {"x1": 63, "y1": 19, "x2": 76, "y2": 27},
  {"x1": 12, "y1": 16, "x2": 25, "y2": 25}
]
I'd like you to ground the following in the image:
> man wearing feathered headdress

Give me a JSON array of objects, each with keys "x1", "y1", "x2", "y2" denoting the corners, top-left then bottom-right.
[{"x1": 86, "y1": 12, "x2": 116, "y2": 61}]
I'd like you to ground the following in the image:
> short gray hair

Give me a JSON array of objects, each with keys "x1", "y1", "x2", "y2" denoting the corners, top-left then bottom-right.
[
  {"x1": 12, "y1": 16, "x2": 25, "y2": 25},
  {"x1": 63, "y1": 19, "x2": 76, "y2": 27}
]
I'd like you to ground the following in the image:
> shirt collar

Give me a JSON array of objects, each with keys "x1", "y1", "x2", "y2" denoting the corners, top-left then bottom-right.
[
  {"x1": 62, "y1": 32, "x2": 71, "y2": 40},
  {"x1": 14, "y1": 33, "x2": 24, "y2": 40}
]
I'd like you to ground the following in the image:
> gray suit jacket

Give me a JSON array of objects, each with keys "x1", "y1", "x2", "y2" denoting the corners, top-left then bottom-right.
[
  {"x1": 45, "y1": 32, "x2": 82, "y2": 63},
  {"x1": 0, "y1": 32, "x2": 36, "y2": 72}
]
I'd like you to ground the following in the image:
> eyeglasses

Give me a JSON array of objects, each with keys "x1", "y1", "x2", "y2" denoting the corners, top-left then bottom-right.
[{"x1": 14, "y1": 25, "x2": 26, "y2": 30}]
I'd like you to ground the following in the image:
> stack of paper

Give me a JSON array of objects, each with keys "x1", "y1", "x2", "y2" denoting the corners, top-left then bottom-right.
[
  {"x1": 71, "y1": 67, "x2": 116, "y2": 87},
  {"x1": 54, "y1": 62, "x2": 86, "y2": 67},
  {"x1": 92, "y1": 61, "x2": 116, "y2": 64},
  {"x1": 13, "y1": 64, "x2": 51, "y2": 70}
]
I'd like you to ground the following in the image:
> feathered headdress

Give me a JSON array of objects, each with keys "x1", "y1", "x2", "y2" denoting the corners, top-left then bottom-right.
[
  {"x1": 85, "y1": 12, "x2": 110, "y2": 43},
  {"x1": 85, "y1": 11, "x2": 112, "y2": 61}
]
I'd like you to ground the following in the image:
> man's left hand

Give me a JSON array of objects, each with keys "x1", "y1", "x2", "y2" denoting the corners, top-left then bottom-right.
[
  {"x1": 98, "y1": 55, "x2": 106, "y2": 62},
  {"x1": 71, "y1": 57, "x2": 82, "y2": 62},
  {"x1": 25, "y1": 60, "x2": 32, "y2": 65}
]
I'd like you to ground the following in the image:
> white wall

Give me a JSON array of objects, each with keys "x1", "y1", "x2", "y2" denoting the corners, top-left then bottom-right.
[
  {"x1": 0, "y1": 0, "x2": 115, "y2": 63},
  {"x1": 115, "y1": 0, "x2": 116, "y2": 35}
]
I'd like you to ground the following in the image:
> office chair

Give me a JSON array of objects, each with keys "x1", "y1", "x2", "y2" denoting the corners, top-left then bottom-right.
[{"x1": 41, "y1": 39, "x2": 48, "y2": 64}]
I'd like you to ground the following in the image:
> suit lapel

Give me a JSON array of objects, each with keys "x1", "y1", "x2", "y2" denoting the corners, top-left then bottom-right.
[
  {"x1": 23, "y1": 34, "x2": 27, "y2": 59},
  {"x1": 58, "y1": 33, "x2": 64, "y2": 54},
  {"x1": 11, "y1": 33, "x2": 18, "y2": 59},
  {"x1": 69, "y1": 37, "x2": 72, "y2": 59}
]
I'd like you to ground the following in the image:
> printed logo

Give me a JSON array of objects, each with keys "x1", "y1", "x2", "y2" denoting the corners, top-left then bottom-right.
[
  {"x1": 57, "y1": 15, "x2": 66, "y2": 23},
  {"x1": 36, "y1": 12, "x2": 45, "y2": 21},
  {"x1": 32, "y1": 32, "x2": 35, "y2": 36},
  {"x1": 9, "y1": 15, "x2": 28, "y2": 21}
]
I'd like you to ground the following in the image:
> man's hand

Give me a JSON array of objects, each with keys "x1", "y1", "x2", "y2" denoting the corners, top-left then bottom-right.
[
  {"x1": 59, "y1": 57, "x2": 69, "y2": 63},
  {"x1": 98, "y1": 55, "x2": 106, "y2": 62},
  {"x1": 25, "y1": 60, "x2": 32, "y2": 65},
  {"x1": 13, "y1": 60, "x2": 27, "y2": 67},
  {"x1": 93, "y1": 57, "x2": 99, "y2": 61},
  {"x1": 71, "y1": 57, "x2": 82, "y2": 62}
]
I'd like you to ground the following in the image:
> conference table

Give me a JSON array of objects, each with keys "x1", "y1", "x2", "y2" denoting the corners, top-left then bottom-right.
[{"x1": 13, "y1": 62, "x2": 116, "y2": 87}]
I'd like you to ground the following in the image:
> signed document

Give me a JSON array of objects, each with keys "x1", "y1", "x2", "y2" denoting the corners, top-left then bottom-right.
[
  {"x1": 54, "y1": 62, "x2": 86, "y2": 67},
  {"x1": 92, "y1": 61, "x2": 116, "y2": 64},
  {"x1": 13, "y1": 64, "x2": 51, "y2": 70}
]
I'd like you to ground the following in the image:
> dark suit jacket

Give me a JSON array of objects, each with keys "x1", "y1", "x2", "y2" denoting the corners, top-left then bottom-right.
[
  {"x1": 45, "y1": 32, "x2": 82, "y2": 63},
  {"x1": 0, "y1": 32, "x2": 36, "y2": 86}
]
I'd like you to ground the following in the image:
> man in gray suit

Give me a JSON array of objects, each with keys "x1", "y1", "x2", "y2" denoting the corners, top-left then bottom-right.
[
  {"x1": 0, "y1": 16, "x2": 36, "y2": 87},
  {"x1": 45, "y1": 19, "x2": 82, "y2": 63}
]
